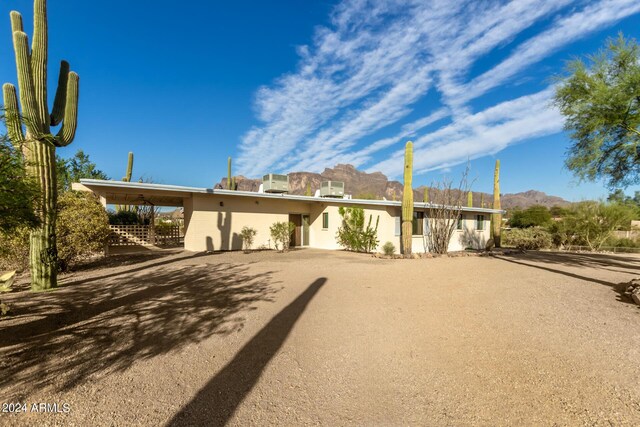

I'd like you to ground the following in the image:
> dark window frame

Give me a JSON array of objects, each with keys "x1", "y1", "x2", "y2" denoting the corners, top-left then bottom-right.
[{"x1": 322, "y1": 212, "x2": 329, "y2": 229}]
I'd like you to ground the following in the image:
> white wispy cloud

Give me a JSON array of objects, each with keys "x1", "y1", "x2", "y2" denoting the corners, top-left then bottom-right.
[{"x1": 236, "y1": 0, "x2": 640, "y2": 178}]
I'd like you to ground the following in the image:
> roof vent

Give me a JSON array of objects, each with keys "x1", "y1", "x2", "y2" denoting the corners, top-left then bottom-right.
[
  {"x1": 320, "y1": 181, "x2": 344, "y2": 198},
  {"x1": 262, "y1": 174, "x2": 289, "y2": 193}
]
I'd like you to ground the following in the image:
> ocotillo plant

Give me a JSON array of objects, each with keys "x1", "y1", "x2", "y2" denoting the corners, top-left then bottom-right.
[
  {"x1": 492, "y1": 159, "x2": 502, "y2": 247},
  {"x1": 401, "y1": 141, "x2": 413, "y2": 256},
  {"x1": 227, "y1": 156, "x2": 232, "y2": 190},
  {"x1": 467, "y1": 191, "x2": 473, "y2": 207},
  {"x1": 3, "y1": 0, "x2": 79, "y2": 290}
]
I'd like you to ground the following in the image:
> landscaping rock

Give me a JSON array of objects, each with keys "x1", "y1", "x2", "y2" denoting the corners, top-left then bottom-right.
[{"x1": 623, "y1": 279, "x2": 640, "y2": 306}]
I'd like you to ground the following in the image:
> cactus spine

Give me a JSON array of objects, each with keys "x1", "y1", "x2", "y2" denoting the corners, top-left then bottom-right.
[
  {"x1": 3, "y1": 0, "x2": 79, "y2": 290},
  {"x1": 492, "y1": 159, "x2": 502, "y2": 247},
  {"x1": 401, "y1": 141, "x2": 413, "y2": 256},
  {"x1": 227, "y1": 157, "x2": 232, "y2": 190},
  {"x1": 467, "y1": 191, "x2": 473, "y2": 207}
]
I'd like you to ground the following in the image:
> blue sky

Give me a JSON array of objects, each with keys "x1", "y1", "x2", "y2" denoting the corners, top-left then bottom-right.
[{"x1": 1, "y1": 0, "x2": 640, "y2": 201}]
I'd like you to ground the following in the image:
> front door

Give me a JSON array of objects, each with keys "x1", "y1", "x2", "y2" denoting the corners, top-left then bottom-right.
[{"x1": 289, "y1": 214, "x2": 302, "y2": 247}]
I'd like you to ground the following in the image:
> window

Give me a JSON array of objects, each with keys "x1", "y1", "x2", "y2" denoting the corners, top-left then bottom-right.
[
  {"x1": 412, "y1": 211, "x2": 424, "y2": 235},
  {"x1": 476, "y1": 214, "x2": 485, "y2": 231},
  {"x1": 322, "y1": 212, "x2": 329, "y2": 229},
  {"x1": 457, "y1": 215, "x2": 464, "y2": 230}
]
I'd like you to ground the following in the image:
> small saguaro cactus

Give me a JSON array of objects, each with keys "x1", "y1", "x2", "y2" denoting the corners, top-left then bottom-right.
[
  {"x1": 401, "y1": 141, "x2": 413, "y2": 256},
  {"x1": 227, "y1": 156, "x2": 232, "y2": 190},
  {"x1": 492, "y1": 159, "x2": 502, "y2": 247},
  {"x1": 480, "y1": 193, "x2": 485, "y2": 208},
  {"x1": 467, "y1": 191, "x2": 473, "y2": 208},
  {"x1": 123, "y1": 152, "x2": 134, "y2": 182},
  {"x1": 3, "y1": 0, "x2": 80, "y2": 290},
  {"x1": 305, "y1": 182, "x2": 312, "y2": 196},
  {"x1": 423, "y1": 187, "x2": 429, "y2": 203}
]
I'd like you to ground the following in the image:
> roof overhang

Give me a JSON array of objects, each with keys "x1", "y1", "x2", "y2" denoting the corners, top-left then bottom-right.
[{"x1": 77, "y1": 179, "x2": 505, "y2": 214}]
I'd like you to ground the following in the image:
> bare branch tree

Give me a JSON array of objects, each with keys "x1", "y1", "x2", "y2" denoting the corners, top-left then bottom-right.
[{"x1": 424, "y1": 164, "x2": 473, "y2": 254}]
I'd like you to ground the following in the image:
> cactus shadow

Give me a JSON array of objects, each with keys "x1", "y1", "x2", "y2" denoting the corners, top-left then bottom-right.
[{"x1": 0, "y1": 254, "x2": 279, "y2": 399}]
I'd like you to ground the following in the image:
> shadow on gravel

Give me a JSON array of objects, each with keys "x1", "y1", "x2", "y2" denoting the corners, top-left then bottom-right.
[
  {"x1": 167, "y1": 277, "x2": 327, "y2": 427},
  {"x1": 0, "y1": 258, "x2": 278, "y2": 399},
  {"x1": 494, "y1": 251, "x2": 639, "y2": 306}
]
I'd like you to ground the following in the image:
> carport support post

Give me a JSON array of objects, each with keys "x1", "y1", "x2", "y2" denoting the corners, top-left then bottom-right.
[{"x1": 150, "y1": 207, "x2": 156, "y2": 245}]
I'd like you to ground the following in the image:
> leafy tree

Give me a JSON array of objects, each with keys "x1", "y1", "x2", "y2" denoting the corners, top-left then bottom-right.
[
  {"x1": 509, "y1": 205, "x2": 552, "y2": 228},
  {"x1": 554, "y1": 34, "x2": 640, "y2": 188},
  {"x1": 558, "y1": 201, "x2": 633, "y2": 251},
  {"x1": 0, "y1": 137, "x2": 39, "y2": 232},
  {"x1": 57, "y1": 149, "x2": 108, "y2": 192},
  {"x1": 549, "y1": 205, "x2": 569, "y2": 217}
]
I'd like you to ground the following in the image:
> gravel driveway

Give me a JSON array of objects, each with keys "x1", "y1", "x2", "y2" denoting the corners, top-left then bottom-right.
[{"x1": 1, "y1": 248, "x2": 639, "y2": 426}]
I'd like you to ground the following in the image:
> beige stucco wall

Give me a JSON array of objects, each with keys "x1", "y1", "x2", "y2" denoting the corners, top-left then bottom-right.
[
  {"x1": 184, "y1": 193, "x2": 492, "y2": 254},
  {"x1": 184, "y1": 194, "x2": 315, "y2": 251}
]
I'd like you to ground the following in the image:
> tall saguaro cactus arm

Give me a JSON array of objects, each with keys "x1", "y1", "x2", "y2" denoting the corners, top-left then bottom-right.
[
  {"x1": 3, "y1": 84, "x2": 25, "y2": 144},
  {"x1": 492, "y1": 159, "x2": 502, "y2": 247},
  {"x1": 12, "y1": 30, "x2": 44, "y2": 136},
  {"x1": 55, "y1": 71, "x2": 79, "y2": 146},
  {"x1": 50, "y1": 60, "x2": 69, "y2": 126},
  {"x1": 401, "y1": 141, "x2": 414, "y2": 256},
  {"x1": 32, "y1": 0, "x2": 49, "y2": 130}
]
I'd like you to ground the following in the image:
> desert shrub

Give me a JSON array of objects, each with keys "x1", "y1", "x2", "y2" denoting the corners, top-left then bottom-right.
[
  {"x1": 551, "y1": 201, "x2": 634, "y2": 251},
  {"x1": 0, "y1": 227, "x2": 30, "y2": 272},
  {"x1": 57, "y1": 191, "x2": 111, "y2": 271},
  {"x1": 108, "y1": 210, "x2": 140, "y2": 225},
  {"x1": 336, "y1": 207, "x2": 379, "y2": 253},
  {"x1": 503, "y1": 227, "x2": 552, "y2": 250},
  {"x1": 382, "y1": 241, "x2": 395, "y2": 256},
  {"x1": 154, "y1": 222, "x2": 174, "y2": 235},
  {"x1": 240, "y1": 226, "x2": 257, "y2": 251},
  {"x1": 509, "y1": 205, "x2": 552, "y2": 228},
  {"x1": 270, "y1": 221, "x2": 295, "y2": 251}
]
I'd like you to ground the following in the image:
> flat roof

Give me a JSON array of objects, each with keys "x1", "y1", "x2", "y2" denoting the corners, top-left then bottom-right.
[{"x1": 79, "y1": 179, "x2": 505, "y2": 214}]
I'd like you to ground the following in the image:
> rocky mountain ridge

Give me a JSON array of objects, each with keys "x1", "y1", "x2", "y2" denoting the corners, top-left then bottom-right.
[{"x1": 217, "y1": 164, "x2": 570, "y2": 210}]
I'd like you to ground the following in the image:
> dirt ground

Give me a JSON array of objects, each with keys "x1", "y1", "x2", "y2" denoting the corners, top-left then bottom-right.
[{"x1": 1, "y1": 248, "x2": 639, "y2": 426}]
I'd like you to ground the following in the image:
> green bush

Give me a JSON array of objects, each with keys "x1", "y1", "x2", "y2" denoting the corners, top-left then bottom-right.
[
  {"x1": 0, "y1": 227, "x2": 30, "y2": 272},
  {"x1": 509, "y1": 205, "x2": 552, "y2": 228},
  {"x1": 382, "y1": 241, "x2": 395, "y2": 256},
  {"x1": 57, "y1": 191, "x2": 111, "y2": 271},
  {"x1": 108, "y1": 210, "x2": 140, "y2": 225},
  {"x1": 270, "y1": 221, "x2": 295, "y2": 251},
  {"x1": 503, "y1": 227, "x2": 552, "y2": 250},
  {"x1": 240, "y1": 226, "x2": 257, "y2": 251},
  {"x1": 336, "y1": 207, "x2": 379, "y2": 253}
]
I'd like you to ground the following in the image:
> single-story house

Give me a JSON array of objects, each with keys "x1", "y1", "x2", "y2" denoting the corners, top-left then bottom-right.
[{"x1": 74, "y1": 179, "x2": 503, "y2": 254}]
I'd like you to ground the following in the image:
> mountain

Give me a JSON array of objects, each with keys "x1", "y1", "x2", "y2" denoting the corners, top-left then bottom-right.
[{"x1": 216, "y1": 164, "x2": 569, "y2": 209}]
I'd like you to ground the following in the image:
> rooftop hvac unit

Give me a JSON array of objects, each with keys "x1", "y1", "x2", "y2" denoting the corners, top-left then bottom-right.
[
  {"x1": 262, "y1": 173, "x2": 289, "y2": 193},
  {"x1": 320, "y1": 180, "x2": 344, "y2": 197}
]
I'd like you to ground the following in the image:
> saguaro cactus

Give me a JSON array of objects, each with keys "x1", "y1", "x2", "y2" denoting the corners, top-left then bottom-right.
[
  {"x1": 423, "y1": 187, "x2": 429, "y2": 203},
  {"x1": 227, "y1": 157, "x2": 232, "y2": 190},
  {"x1": 467, "y1": 191, "x2": 473, "y2": 208},
  {"x1": 492, "y1": 159, "x2": 502, "y2": 247},
  {"x1": 3, "y1": 0, "x2": 79, "y2": 290},
  {"x1": 401, "y1": 141, "x2": 413, "y2": 256},
  {"x1": 480, "y1": 193, "x2": 485, "y2": 208},
  {"x1": 123, "y1": 152, "x2": 134, "y2": 181}
]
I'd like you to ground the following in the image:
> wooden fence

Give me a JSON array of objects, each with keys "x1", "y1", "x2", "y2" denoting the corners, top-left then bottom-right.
[{"x1": 108, "y1": 225, "x2": 182, "y2": 246}]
